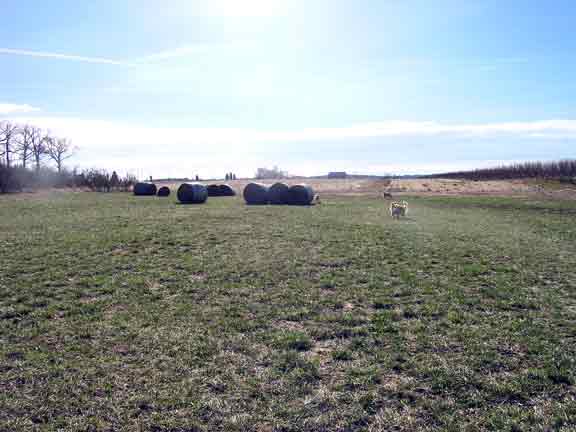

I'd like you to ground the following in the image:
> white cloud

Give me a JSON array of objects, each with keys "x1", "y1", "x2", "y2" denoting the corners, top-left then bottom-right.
[
  {"x1": 0, "y1": 103, "x2": 40, "y2": 115},
  {"x1": 0, "y1": 48, "x2": 130, "y2": 66},
  {"x1": 321, "y1": 120, "x2": 576, "y2": 139},
  {"x1": 10, "y1": 116, "x2": 576, "y2": 148},
  {"x1": 6, "y1": 115, "x2": 576, "y2": 178}
]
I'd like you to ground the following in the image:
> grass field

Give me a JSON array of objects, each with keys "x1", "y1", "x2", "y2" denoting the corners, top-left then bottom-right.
[{"x1": 1, "y1": 192, "x2": 575, "y2": 431}]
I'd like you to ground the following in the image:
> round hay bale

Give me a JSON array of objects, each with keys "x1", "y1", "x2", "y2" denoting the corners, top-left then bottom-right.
[
  {"x1": 218, "y1": 184, "x2": 236, "y2": 196},
  {"x1": 207, "y1": 184, "x2": 221, "y2": 197},
  {"x1": 243, "y1": 182, "x2": 269, "y2": 205},
  {"x1": 177, "y1": 183, "x2": 208, "y2": 204},
  {"x1": 133, "y1": 182, "x2": 157, "y2": 196},
  {"x1": 268, "y1": 182, "x2": 290, "y2": 204},
  {"x1": 286, "y1": 184, "x2": 315, "y2": 205},
  {"x1": 157, "y1": 186, "x2": 170, "y2": 197}
]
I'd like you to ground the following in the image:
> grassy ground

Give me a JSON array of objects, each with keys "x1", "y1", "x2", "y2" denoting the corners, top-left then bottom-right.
[{"x1": 1, "y1": 192, "x2": 575, "y2": 431}]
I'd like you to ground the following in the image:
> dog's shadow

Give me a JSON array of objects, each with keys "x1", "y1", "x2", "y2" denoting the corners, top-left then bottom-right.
[{"x1": 390, "y1": 216, "x2": 414, "y2": 222}]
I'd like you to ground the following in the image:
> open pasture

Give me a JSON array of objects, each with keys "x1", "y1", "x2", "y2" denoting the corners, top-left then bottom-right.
[
  {"x1": 242, "y1": 177, "x2": 575, "y2": 199},
  {"x1": 1, "y1": 192, "x2": 575, "y2": 431},
  {"x1": 157, "y1": 178, "x2": 548, "y2": 199}
]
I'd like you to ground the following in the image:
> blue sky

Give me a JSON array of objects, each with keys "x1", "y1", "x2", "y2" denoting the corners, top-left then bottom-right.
[{"x1": 1, "y1": 0, "x2": 576, "y2": 178}]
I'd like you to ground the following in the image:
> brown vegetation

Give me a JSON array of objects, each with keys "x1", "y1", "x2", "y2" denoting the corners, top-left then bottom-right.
[{"x1": 158, "y1": 177, "x2": 576, "y2": 199}]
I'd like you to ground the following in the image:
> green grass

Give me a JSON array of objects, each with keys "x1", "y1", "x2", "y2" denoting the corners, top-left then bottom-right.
[{"x1": 1, "y1": 192, "x2": 575, "y2": 431}]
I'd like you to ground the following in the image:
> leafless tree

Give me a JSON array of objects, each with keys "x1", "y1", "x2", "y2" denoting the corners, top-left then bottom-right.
[
  {"x1": 47, "y1": 137, "x2": 75, "y2": 173},
  {"x1": 16, "y1": 124, "x2": 35, "y2": 169},
  {"x1": 0, "y1": 121, "x2": 20, "y2": 167},
  {"x1": 29, "y1": 127, "x2": 47, "y2": 173}
]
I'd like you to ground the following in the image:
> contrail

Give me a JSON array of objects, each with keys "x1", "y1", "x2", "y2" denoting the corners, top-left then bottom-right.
[{"x1": 0, "y1": 48, "x2": 131, "y2": 66}]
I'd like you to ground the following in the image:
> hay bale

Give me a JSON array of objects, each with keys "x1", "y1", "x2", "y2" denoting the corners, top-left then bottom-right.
[
  {"x1": 286, "y1": 184, "x2": 315, "y2": 205},
  {"x1": 207, "y1": 184, "x2": 221, "y2": 197},
  {"x1": 268, "y1": 182, "x2": 290, "y2": 204},
  {"x1": 218, "y1": 184, "x2": 236, "y2": 196},
  {"x1": 157, "y1": 186, "x2": 170, "y2": 197},
  {"x1": 133, "y1": 182, "x2": 157, "y2": 196},
  {"x1": 177, "y1": 183, "x2": 208, "y2": 204},
  {"x1": 207, "y1": 184, "x2": 236, "y2": 197},
  {"x1": 243, "y1": 182, "x2": 269, "y2": 205}
]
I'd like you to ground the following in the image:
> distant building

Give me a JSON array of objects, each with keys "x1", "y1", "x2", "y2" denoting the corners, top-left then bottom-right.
[{"x1": 328, "y1": 172, "x2": 347, "y2": 179}]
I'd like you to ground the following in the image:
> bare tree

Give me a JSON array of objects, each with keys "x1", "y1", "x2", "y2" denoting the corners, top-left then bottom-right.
[
  {"x1": 47, "y1": 137, "x2": 75, "y2": 173},
  {"x1": 29, "y1": 127, "x2": 47, "y2": 173},
  {"x1": 16, "y1": 124, "x2": 35, "y2": 169},
  {"x1": 110, "y1": 171, "x2": 120, "y2": 191},
  {"x1": 0, "y1": 121, "x2": 20, "y2": 167}
]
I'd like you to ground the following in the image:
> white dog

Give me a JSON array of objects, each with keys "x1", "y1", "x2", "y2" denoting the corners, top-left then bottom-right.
[{"x1": 389, "y1": 201, "x2": 408, "y2": 219}]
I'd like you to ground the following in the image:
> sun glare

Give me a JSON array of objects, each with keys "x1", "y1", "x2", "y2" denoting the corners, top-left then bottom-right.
[{"x1": 205, "y1": 0, "x2": 291, "y2": 17}]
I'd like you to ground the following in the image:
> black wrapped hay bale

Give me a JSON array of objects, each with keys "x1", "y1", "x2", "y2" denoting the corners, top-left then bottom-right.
[
  {"x1": 218, "y1": 184, "x2": 236, "y2": 197},
  {"x1": 207, "y1": 184, "x2": 221, "y2": 197},
  {"x1": 207, "y1": 184, "x2": 236, "y2": 197},
  {"x1": 268, "y1": 182, "x2": 290, "y2": 205},
  {"x1": 157, "y1": 186, "x2": 170, "y2": 197},
  {"x1": 133, "y1": 182, "x2": 157, "y2": 196},
  {"x1": 177, "y1": 183, "x2": 208, "y2": 204},
  {"x1": 243, "y1": 182, "x2": 269, "y2": 205},
  {"x1": 286, "y1": 184, "x2": 315, "y2": 206}
]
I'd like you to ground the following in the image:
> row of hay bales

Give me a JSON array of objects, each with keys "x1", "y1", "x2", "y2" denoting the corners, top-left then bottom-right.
[
  {"x1": 243, "y1": 182, "x2": 315, "y2": 205},
  {"x1": 133, "y1": 182, "x2": 234, "y2": 203},
  {"x1": 134, "y1": 181, "x2": 314, "y2": 206}
]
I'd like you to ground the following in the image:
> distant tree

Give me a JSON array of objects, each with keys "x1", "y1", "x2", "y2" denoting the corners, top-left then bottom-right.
[
  {"x1": 123, "y1": 173, "x2": 137, "y2": 192},
  {"x1": 195, "y1": 175, "x2": 199, "y2": 181},
  {"x1": 0, "y1": 121, "x2": 20, "y2": 168},
  {"x1": 30, "y1": 128, "x2": 48, "y2": 173},
  {"x1": 47, "y1": 137, "x2": 75, "y2": 173},
  {"x1": 433, "y1": 159, "x2": 576, "y2": 181},
  {"x1": 233, "y1": 173, "x2": 237, "y2": 180},
  {"x1": 110, "y1": 171, "x2": 120, "y2": 190},
  {"x1": 16, "y1": 124, "x2": 35, "y2": 169},
  {"x1": 225, "y1": 173, "x2": 229, "y2": 181}
]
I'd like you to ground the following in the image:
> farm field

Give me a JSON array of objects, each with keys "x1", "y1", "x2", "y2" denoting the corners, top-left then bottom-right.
[
  {"x1": 1, "y1": 192, "x2": 575, "y2": 431},
  {"x1": 158, "y1": 178, "x2": 575, "y2": 199}
]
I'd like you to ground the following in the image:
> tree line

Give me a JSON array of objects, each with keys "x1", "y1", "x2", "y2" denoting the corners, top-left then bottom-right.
[
  {"x1": 431, "y1": 159, "x2": 576, "y2": 182},
  {"x1": 0, "y1": 120, "x2": 74, "y2": 173},
  {"x1": 0, "y1": 119, "x2": 139, "y2": 193}
]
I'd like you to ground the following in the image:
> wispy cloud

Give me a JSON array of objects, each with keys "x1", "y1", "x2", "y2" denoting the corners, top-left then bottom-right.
[
  {"x1": 9, "y1": 116, "x2": 576, "y2": 144},
  {"x1": 0, "y1": 42, "x2": 242, "y2": 66},
  {"x1": 6, "y1": 115, "x2": 574, "y2": 177},
  {"x1": 0, "y1": 48, "x2": 130, "y2": 66},
  {"x1": 0, "y1": 103, "x2": 40, "y2": 115}
]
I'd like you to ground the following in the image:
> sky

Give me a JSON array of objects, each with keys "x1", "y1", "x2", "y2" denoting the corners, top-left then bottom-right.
[{"x1": 1, "y1": 0, "x2": 576, "y2": 178}]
